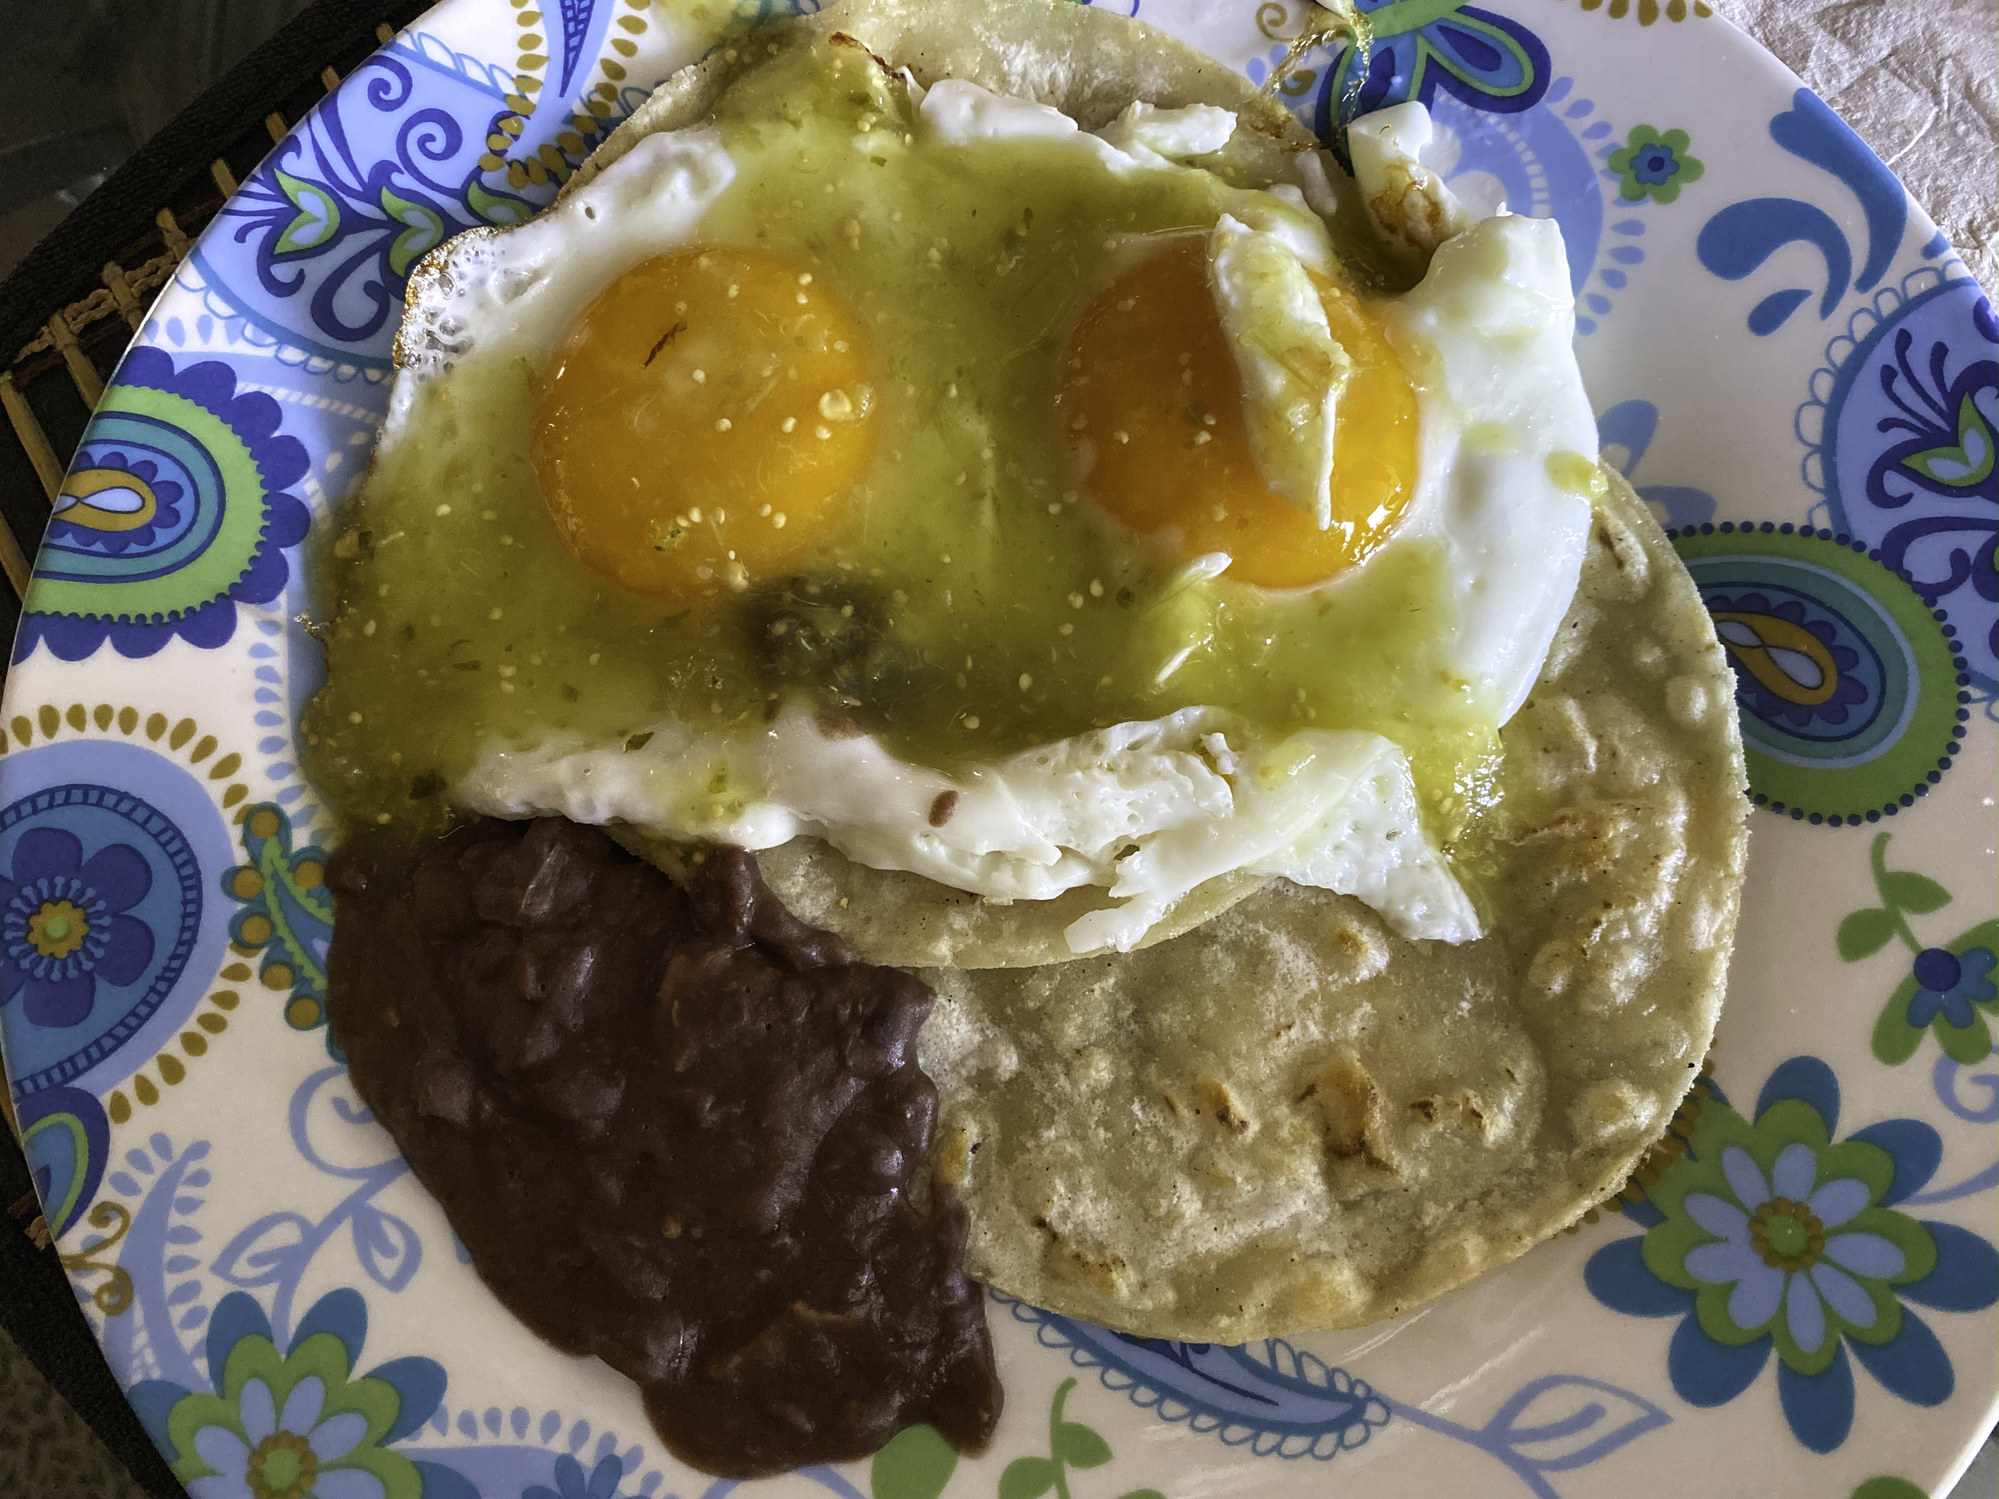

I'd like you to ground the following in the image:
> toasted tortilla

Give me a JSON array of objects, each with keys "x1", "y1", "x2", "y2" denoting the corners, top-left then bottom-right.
[
  {"x1": 391, "y1": 0, "x2": 1749, "y2": 1340},
  {"x1": 568, "y1": 0, "x2": 1352, "y2": 202},
  {"x1": 917, "y1": 471, "x2": 1748, "y2": 1339}
]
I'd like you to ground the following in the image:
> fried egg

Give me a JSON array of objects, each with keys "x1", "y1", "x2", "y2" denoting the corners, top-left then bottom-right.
[{"x1": 305, "y1": 33, "x2": 1597, "y2": 954}]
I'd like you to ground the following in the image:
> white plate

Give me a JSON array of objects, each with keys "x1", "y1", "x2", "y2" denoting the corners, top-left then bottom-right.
[{"x1": 4, "y1": 2, "x2": 1995, "y2": 1496}]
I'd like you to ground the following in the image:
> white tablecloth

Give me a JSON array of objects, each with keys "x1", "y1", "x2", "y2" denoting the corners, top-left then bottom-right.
[{"x1": 1719, "y1": 0, "x2": 1998, "y2": 290}]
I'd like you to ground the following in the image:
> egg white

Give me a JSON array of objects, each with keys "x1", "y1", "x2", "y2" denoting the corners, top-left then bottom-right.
[
  {"x1": 385, "y1": 85, "x2": 1595, "y2": 954},
  {"x1": 461, "y1": 703, "x2": 1478, "y2": 953},
  {"x1": 1375, "y1": 211, "x2": 1597, "y2": 723}
]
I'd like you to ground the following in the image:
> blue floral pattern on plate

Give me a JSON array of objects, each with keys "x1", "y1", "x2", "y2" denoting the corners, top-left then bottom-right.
[
  {"x1": 1, "y1": 2, "x2": 1994, "y2": 1496},
  {"x1": 1908, "y1": 947, "x2": 1999, "y2": 1030},
  {"x1": 129, "y1": 1287, "x2": 468, "y2": 1499},
  {"x1": 1586, "y1": 1058, "x2": 1999, "y2": 1454},
  {"x1": 0, "y1": 827, "x2": 156, "y2": 1029}
]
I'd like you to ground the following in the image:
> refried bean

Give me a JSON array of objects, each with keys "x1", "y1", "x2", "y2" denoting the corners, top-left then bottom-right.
[{"x1": 325, "y1": 817, "x2": 1000, "y2": 1476}]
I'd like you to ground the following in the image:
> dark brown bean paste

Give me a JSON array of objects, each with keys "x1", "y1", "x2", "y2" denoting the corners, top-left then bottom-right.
[{"x1": 324, "y1": 818, "x2": 1000, "y2": 1476}]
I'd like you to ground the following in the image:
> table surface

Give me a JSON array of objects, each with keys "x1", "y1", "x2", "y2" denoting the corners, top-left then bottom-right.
[
  {"x1": 0, "y1": 1, "x2": 317, "y2": 281},
  {"x1": 0, "y1": 1, "x2": 1992, "y2": 1495}
]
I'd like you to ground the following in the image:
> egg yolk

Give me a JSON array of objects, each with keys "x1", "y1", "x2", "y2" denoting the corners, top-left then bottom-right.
[
  {"x1": 534, "y1": 246, "x2": 877, "y2": 600},
  {"x1": 1059, "y1": 239, "x2": 1417, "y2": 589}
]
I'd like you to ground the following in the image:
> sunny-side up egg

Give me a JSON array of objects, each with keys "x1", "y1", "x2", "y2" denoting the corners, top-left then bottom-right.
[{"x1": 303, "y1": 34, "x2": 1598, "y2": 955}]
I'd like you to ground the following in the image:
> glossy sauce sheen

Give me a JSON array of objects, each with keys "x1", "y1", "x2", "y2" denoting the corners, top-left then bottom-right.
[
  {"x1": 304, "y1": 39, "x2": 1494, "y2": 838},
  {"x1": 324, "y1": 821, "x2": 1000, "y2": 1475}
]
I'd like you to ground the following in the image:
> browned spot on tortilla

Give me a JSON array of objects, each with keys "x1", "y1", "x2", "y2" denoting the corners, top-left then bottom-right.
[
  {"x1": 1300, "y1": 1052, "x2": 1395, "y2": 1172},
  {"x1": 1411, "y1": 1091, "x2": 1494, "y2": 1137},
  {"x1": 826, "y1": 30, "x2": 896, "y2": 76},
  {"x1": 1049, "y1": 1240, "x2": 1132, "y2": 1296},
  {"x1": 928, "y1": 791, "x2": 960, "y2": 828},
  {"x1": 931, "y1": 1125, "x2": 973, "y2": 1191},
  {"x1": 1194, "y1": 1077, "x2": 1255, "y2": 1137},
  {"x1": 815, "y1": 708, "x2": 868, "y2": 740}
]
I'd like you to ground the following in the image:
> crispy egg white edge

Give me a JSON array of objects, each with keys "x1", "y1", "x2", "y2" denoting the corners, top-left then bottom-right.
[{"x1": 391, "y1": 128, "x2": 738, "y2": 421}]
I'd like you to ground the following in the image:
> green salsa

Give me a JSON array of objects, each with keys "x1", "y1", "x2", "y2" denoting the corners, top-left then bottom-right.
[{"x1": 302, "y1": 39, "x2": 1499, "y2": 839}]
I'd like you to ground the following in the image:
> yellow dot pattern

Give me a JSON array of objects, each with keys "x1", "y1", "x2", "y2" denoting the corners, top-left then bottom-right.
[{"x1": 3, "y1": 704, "x2": 270, "y2": 1120}]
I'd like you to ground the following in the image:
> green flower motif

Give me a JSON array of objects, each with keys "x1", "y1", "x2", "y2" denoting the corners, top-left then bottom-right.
[
  {"x1": 222, "y1": 804, "x2": 333, "y2": 1031},
  {"x1": 380, "y1": 188, "x2": 445, "y2": 279},
  {"x1": 1589, "y1": 1056, "x2": 1999, "y2": 1453},
  {"x1": 130, "y1": 1290, "x2": 452, "y2": 1499},
  {"x1": 1609, "y1": 125, "x2": 1705, "y2": 204},
  {"x1": 272, "y1": 172, "x2": 340, "y2": 256},
  {"x1": 1643, "y1": 1097, "x2": 1935, "y2": 1376},
  {"x1": 167, "y1": 1327, "x2": 413, "y2": 1498}
]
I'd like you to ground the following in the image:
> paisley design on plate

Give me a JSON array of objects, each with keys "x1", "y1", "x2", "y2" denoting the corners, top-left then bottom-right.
[
  {"x1": 16, "y1": 349, "x2": 310, "y2": 664},
  {"x1": 15, "y1": 1083, "x2": 111, "y2": 1240},
  {"x1": 1799, "y1": 270, "x2": 1998, "y2": 703},
  {"x1": 1001, "y1": 1298, "x2": 1390, "y2": 1459},
  {"x1": 480, "y1": 0, "x2": 633, "y2": 192},
  {"x1": 1004, "y1": 1296, "x2": 1676, "y2": 1489},
  {"x1": 182, "y1": 5, "x2": 814, "y2": 373},
  {"x1": 221, "y1": 804, "x2": 334, "y2": 1033},
  {"x1": 1695, "y1": 89, "x2": 1908, "y2": 338},
  {"x1": 1670, "y1": 524, "x2": 1968, "y2": 824},
  {"x1": 184, "y1": 37, "x2": 545, "y2": 372}
]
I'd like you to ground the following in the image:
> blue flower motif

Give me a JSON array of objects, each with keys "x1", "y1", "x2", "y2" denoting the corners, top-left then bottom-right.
[
  {"x1": 183, "y1": 1376, "x2": 380, "y2": 1499},
  {"x1": 523, "y1": 1453, "x2": 630, "y2": 1499},
  {"x1": 1631, "y1": 143, "x2": 1680, "y2": 185},
  {"x1": 0, "y1": 826, "x2": 154, "y2": 1028},
  {"x1": 1676, "y1": 1145, "x2": 1901, "y2": 1360},
  {"x1": 1906, "y1": 946, "x2": 1998, "y2": 1029},
  {"x1": 1585, "y1": 1058, "x2": 1999, "y2": 1454}
]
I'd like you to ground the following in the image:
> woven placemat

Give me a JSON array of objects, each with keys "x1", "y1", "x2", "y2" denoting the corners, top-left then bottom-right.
[
  {"x1": 0, "y1": 0, "x2": 429, "y2": 673},
  {"x1": 0, "y1": 8, "x2": 425, "y2": 1496}
]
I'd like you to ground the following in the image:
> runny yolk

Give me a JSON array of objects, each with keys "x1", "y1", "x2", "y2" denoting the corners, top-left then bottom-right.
[
  {"x1": 534, "y1": 246, "x2": 877, "y2": 601},
  {"x1": 1058, "y1": 239, "x2": 1418, "y2": 589}
]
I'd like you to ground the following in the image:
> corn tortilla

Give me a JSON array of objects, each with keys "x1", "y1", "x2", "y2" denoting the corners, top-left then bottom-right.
[{"x1": 918, "y1": 472, "x2": 1747, "y2": 1339}]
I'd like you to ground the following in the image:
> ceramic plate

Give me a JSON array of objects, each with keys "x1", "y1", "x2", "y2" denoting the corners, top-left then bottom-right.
[{"x1": 4, "y1": 2, "x2": 1995, "y2": 1496}]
